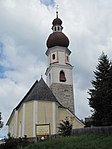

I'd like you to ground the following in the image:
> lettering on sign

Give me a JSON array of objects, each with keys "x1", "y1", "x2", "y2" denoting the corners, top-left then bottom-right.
[{"x1": 36, "y1": 124, "x2": 50, "y2": 136}]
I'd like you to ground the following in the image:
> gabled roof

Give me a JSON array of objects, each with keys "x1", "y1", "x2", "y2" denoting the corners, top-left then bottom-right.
[
  {"x1": 16, "y1": 77, "x2": 59, "y2": 110},
  {"x1": 6, "y1": 78, "x2": 60, "y2": 125},
  {"x1": 6, "y1": 78, "x2": 84, "y2": 127},
  {"x1": 24, "y1": 77, "x2": 58, "y2": 102}
]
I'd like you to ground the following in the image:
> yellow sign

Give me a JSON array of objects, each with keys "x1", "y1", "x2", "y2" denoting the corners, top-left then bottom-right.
[{"x1": 36, "y1": 124, "x2": 50, "y2": 136}]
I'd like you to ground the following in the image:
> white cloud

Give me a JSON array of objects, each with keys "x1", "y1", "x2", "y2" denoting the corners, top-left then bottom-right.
[
  {"x1": 0, "y1": 0, "x2": 112, "y2": 137},
  {"x1": 75, "y1": 88, "x2": 91, "y2": 120}
]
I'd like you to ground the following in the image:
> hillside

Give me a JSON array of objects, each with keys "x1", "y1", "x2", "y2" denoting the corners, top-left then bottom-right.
[{"x1": 23, "y1": 134, "x2": 112, "y2": 149}]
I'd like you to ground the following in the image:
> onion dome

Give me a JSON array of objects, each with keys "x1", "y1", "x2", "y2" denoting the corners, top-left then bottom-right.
[
  {"x1": 52, "y1": 11, "x2": 62, "y2": 26},
  {"x1": 47, "y1": 32, "x2": 69, "y2": 48},
  {"x1": 46, "y1": 11, "x2": 69, "y2": 48},
  {"x1": 52, "y1": 17, "x2": 62, "y2": 26}
]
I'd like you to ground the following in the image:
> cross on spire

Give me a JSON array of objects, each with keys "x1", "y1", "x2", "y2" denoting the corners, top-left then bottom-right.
[{"x1": 56, "y1": 5, "x2": 59, "y2": 18}]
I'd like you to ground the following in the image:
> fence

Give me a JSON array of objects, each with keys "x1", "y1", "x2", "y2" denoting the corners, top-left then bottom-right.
[
  {"x1": 9, "y1": 126, "x2": 112, "y2": 142},
  {"x1": 72, "y1": 126, "x2": 112, "y2": 135},
  {"x1": 49, "y1": 126, "x2": 112, "y2": 140}
]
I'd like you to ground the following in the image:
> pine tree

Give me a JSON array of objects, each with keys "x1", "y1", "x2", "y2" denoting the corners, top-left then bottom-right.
[
  {"x1": 58, "y1": 117, "x2": 72, "y2": 136},
  {"x1": 103, "y1": 64, "x2": 112, "y2": 125},
  {"x1": 88, "y1": 52, "x2": 112, "y2": 126}
]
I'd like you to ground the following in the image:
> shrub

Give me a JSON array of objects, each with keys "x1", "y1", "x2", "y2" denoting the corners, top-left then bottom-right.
[
  {"x1": 58, "y1": 118, "x2": 72, "y2": 136},
  {"x1": 0, "y1": 135, "x2": 33, "y2": 149}
]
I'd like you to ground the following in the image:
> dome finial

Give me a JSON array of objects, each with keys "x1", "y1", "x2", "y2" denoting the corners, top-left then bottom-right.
[{"x1": 56, "y1": 5, "x2": 59, "y2": 18}]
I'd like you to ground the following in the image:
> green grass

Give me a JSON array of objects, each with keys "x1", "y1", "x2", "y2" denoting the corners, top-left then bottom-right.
[{"x1": 23, "y1": 134, "x2": 112, "y2": 149}]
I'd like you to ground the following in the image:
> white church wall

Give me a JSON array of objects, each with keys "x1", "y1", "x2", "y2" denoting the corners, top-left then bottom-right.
[
  {"x1": 58, "y1": 51, "x2": 65, "y2": 65},
  {"x1": 33, "y1": 100, "x2": 38, "y2": 137},
  {"x1": 51, "y1": 66, "x2": 73, "y2": 85},
  {"x1": 22, "y1": 103, "x2": 25, "y2": 137},
  {"x1": 15, "y1": 110, "x2": 18, "y2": 137},
  {"x1": 38, "y1": 101, "x2": 53, "y2": 134},
  {"x1": 58, "y1": 108, "x2": 84, "y2": 129},
  {"x1": 24, "y1": 101, "x2": 33, "y2": 138},
  {"x1": 52, "y1": 102, "x2": 56, "y2": 134},
  {"x1": 47, "y1": 46, "x2": 70, "y2": 66},
  {"x1": 8, "y1": 112, "x2": 16, "y2": 137},
  {"x1": 18, "y1": 105, "x2": 23, "y2": 137}
]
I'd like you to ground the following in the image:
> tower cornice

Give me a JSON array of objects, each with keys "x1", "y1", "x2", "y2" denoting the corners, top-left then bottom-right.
[
  {"x1": 45, "y1": 46, "x2": 71, "y2": 56},
  {"x1": 45, "y1": 63, "x2": 73, "y2": 76}
]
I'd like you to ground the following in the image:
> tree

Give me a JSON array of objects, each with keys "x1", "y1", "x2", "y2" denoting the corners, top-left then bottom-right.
[
  {"x1": 103, "y1": 64, "x2": 112, "y2": 125},
  {"x1": 0, "y1": 112, "x2": 3, "y2": 128},
  {"x1": 58, "y1": 117, "x2": 72, "y2": 136},
  {"x1": 88, "y1": 52, "x2": 112, "y2": 126}
]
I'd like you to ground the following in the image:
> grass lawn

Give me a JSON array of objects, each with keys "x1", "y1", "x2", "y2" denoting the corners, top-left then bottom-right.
[{"x1": 23, "y1": 134, "x2": 112, "y2": 149}]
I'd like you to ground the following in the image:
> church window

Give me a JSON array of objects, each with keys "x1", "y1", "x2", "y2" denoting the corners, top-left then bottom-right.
[
  {"x1": 67, "y1": 56, "x2": 69, "y2": 62},
  {"x1": 55, "y1": 27, "x2": 56, "y2": 31},
  {"x1": 60, "y1": 70, "x2": 66, "y2": 82},
  {"x1": 52, "y1": 54, "x2": 55, "y2": 60},
  {"x1": 58, "y1": 26, "x2": 60, "y2": 31}
]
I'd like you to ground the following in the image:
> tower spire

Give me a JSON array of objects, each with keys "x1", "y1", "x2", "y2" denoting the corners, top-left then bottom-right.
[
  {"x1": 46, "y1": 11, "x2": 74, "y2": 113},
  {"x1": 56, "y1": 5, "x2": 59, "y2": 18}
]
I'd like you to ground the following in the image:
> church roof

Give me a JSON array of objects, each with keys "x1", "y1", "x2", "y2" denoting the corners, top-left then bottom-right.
[
  {"x1": 46, "y1": 32, "x2": 69, "y2": 48},
  {"x1": 16, "y1": 77, "x2": 59, "y2": 110},
  {"x1": 6, "y1": 78, "x2": 61, "y2": 125}
]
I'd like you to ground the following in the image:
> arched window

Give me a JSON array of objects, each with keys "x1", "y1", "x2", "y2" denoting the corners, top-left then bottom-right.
[
  {"x1": 52, "y1": 54, "x2": 55, "y2": 60},
  {"x1": 67, "y1": 56, "x2": 69, "y2": 62},
  {"x1": 60, "y1": 70, "x2": 66, "y2": 82}
]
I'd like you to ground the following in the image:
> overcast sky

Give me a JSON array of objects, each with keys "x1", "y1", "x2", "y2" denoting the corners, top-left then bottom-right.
[{"x1": 0, "y1": 0, "x2": 112, "y2": 138}]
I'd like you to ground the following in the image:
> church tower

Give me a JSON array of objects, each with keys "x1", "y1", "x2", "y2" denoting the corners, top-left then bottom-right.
[{"x1": 45, "y1": 12, "x2": 74, "y2": 113}]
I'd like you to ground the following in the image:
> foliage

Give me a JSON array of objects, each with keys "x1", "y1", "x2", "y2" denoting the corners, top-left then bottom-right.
[
  {"x1": 58, "y1": 117, "x2": 72, "y2": 136},
  {"x1": 0, "y1": 135, "x2": 33, "y2": 149},
  {"x1": 88, "y1": 52, "x2": 112, "y2": 126},
  {"x1": 0, "y1": 112, "x2": 3, "y2": 128},
  {"x1": 23, "y1": 134, "x2": 112, "y2": 149}
]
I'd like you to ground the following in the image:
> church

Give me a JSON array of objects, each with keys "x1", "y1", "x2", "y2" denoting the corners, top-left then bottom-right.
[{"x1": 6, "y1": 12, "x2": 84, "y2": 138}]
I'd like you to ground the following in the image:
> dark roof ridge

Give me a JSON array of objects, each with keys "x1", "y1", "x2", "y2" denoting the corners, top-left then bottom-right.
[
  {"x1": 16, "y1": 78, "x2": 59, "y2": 110},
  {"x1": 16, "y1": 80, "x2": 38, "y2": 110}
]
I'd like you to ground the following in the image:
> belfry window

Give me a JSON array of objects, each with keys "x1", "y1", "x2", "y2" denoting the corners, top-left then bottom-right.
[
  {"x1": 60, "y1": 70, "x2": 66, "y2": 82},
  {"x1": 52, "y1": 54, "x2": 55, "y2": 60},
  {"x1": 55, "y1": 27, "x2": 56, "y2": 31}
]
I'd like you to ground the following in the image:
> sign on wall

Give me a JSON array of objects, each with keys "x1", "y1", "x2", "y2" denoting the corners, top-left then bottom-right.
[{"x1": 36, "y1": 124, "x2": 50, "y2": 136}]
